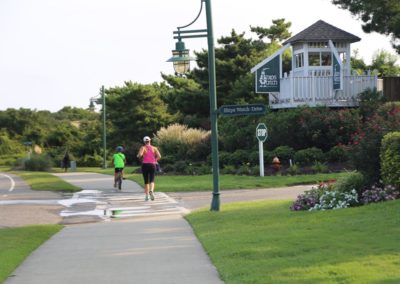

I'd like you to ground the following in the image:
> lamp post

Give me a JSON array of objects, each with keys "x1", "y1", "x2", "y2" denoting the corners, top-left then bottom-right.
[
  {"x1": 90, "y1": 85, "x2": 107, "y2": 169},
  {"x1": 168, "y1": 0, "x2": 220, "y2": 211}
]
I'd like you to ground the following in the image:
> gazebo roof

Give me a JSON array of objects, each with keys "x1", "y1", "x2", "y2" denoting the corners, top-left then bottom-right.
[{"x1": 283, "y1": 20, "x2": 361, "y2": 45}]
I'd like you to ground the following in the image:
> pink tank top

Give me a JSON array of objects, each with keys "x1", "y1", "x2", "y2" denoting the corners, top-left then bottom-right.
[{"x1": 142, "y1": 145, "x2": 156, "y2": 164}]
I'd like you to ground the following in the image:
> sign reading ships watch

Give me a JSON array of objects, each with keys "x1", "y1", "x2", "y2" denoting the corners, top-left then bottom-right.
[{"x1": 255, "y1": 55, "x2": 280, "y2": 93}]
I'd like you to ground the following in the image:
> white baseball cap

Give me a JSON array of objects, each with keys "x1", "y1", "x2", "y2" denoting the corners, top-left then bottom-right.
[{"x1": 143, "y1": 136, "x2": 151, "y2": 142}]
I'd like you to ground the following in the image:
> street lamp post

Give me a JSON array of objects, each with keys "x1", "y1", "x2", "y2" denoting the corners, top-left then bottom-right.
[
  {"x1": 90, "y1": 85, "x2": 107, "y2": 169},
  {"x1": 168, "y1": 0, "x2": 220, "y2": 211}
]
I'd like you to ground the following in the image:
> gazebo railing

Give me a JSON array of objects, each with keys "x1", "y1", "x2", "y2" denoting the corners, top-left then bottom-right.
[{"x1": 271, "y1": 74, "x2": 377, "y2": 108}]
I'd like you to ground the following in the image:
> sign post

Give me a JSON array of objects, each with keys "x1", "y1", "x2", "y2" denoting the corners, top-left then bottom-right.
[{"x1": 256, "y1": 123, "x2": 268, "y2": 177}]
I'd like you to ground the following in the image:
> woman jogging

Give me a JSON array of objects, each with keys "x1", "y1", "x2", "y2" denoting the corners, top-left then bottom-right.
[{"x1": 137, "y1": 136, "x2": 161, "y2": 201}]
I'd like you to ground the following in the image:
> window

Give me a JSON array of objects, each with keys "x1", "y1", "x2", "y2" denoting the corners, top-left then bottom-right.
[
  {"x1": 321, "y1": 52, "x2": 332, "y2": 66},
  {"x1": 309, "y1": 52, "x2": 320, "y2": 66},
  {"x1": 295, "y1": 53, "x2": 304, "y2": 68}
]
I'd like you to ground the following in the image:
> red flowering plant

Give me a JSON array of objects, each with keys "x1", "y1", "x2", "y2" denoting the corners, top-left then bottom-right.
[{"x1": 349, "y1": 103, "x2": 400, "y2": 184}]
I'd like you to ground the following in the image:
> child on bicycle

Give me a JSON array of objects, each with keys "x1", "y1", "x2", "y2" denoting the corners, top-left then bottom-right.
[{"x1": 112, "y1": 146, "x2": 126, "y2": 188}]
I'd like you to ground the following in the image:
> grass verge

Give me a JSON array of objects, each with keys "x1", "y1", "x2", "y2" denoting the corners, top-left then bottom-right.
[
  {"x1": 128, "y1": 172, "x2": 349, "y2": 192},
  {"x1": 186, "y1": 199, "x2": 400, "y2": 284},
  {"x1": 12, "y1": 171, "x2": 80, "y2": 192},
  {"x1": 0, "y1": 225, "x2": 62, "y2": 283}
]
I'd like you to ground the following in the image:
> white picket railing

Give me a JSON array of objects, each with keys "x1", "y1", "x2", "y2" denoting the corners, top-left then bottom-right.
[{"x1": 269, "y1": 75, "x2": 378, "y2": 109}]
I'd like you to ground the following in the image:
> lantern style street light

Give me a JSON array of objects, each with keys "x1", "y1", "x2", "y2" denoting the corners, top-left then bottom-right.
[
  {"x1": 168, "y1": 0, "x2": 220, "y2": 211},
  {"x1": 90, "y1": 85, "x2": 107, "y2": 169}
]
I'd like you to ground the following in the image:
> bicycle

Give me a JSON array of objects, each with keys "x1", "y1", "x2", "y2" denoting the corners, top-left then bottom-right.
[{"x1": 115, "y1": 171, "x2": 123, "y2": 191}]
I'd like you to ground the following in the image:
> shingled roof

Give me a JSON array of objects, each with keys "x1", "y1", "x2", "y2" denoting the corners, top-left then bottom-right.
[{"x1": 283, "y1": 20, "x2": 361, "y2": 45}]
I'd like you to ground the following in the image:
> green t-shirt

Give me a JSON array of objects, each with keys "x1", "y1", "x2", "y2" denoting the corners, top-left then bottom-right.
[{"x1": 113, "y1": 153, "x2": 126, "y2": 168}]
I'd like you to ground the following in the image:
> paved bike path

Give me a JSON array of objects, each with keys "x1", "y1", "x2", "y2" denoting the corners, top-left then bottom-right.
[{"x1": 6, "y1": 173, "x2": 223, "y2": 284}]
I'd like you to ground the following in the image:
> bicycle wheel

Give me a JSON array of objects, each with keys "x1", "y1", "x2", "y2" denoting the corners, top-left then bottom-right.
[{"x1": 117, "y1": 173, "x2": 122, "y2": 190}]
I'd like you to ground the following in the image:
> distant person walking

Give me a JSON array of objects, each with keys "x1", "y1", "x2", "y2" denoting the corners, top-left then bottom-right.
[
  {"x1": 137, "y1": 136, "x2": 161, "y2": 201},
  {"x1": 62, "y1": 151, "x2": 70, "y2": 172}
]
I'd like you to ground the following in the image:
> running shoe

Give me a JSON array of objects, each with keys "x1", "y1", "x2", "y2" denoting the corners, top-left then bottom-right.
[
  {"x1": 149, "y1": 191, "x2": 155, "y2": 201},
  {"x1": 145, "y1": 195, "x2": 149, "y2": 201}
]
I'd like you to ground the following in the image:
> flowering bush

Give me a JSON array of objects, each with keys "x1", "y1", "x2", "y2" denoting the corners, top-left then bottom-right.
[
  {"x1": 361, "y1": 184, "x2": 400, "y2": 204},
  {"x1": 290, "y1": 182, "x2": 333, "y2": 211},
  {"x1": 310, "y1": 189, "x2": 359, "y2": 211},
  {"x1": 290, "y1": 189, "x2": 320, "y2": 211}
]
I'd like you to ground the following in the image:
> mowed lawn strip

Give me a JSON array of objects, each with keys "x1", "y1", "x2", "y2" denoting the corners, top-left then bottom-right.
[
  {"x1": 186, "y1": 199, "x2": 400, "y2": 284},
  {"x1": 0, "y1": 225, "x2": 62, "y2": 283},
  {"x1": 12, "y1": 171, "x2": 80, "y2": 192},
  {"x1": 128, "y1": 172, "x2": 349, "y2": 192}
]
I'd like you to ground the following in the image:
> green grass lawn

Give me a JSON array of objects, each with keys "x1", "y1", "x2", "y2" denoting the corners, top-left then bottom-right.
[
  {"x1": 12, "y1": 171, "x2": 80, "y2": 192},
  {"x1": 127, "y1": 172, "x2": 349, "y2": 192},
  {"x1": 0, "y1": 225, "x2": 62, "y2": 283},
  {"x1": 186, "y1": 199, "x2": 400, "y2": 284}
]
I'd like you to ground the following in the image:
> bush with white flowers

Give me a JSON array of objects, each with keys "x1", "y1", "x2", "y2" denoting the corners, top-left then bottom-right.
[{"x1": 310, "y1": 189, "x2": 359, "y2": 211}]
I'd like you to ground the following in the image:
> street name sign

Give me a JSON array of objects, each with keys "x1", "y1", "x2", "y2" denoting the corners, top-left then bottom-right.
[{"x1": 219, "y1": 104, "x2": 266, "y2": 117}]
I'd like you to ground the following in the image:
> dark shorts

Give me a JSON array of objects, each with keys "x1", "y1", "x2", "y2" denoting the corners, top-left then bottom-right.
[
  {"x1": 142, "y1": 163, "x2": 156, "y2": 184},
  {"x1": 114, "y1": 168, "x2": 124, "y2": 173}
]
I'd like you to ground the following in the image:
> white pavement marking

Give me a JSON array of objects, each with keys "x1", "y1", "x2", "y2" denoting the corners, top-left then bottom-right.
[
  {"x1": 106, "y1": 192, "x2": 190, "y2": 218},
  {"x1": 0, "y1": 173, "x2": 15, "y2": 192}
]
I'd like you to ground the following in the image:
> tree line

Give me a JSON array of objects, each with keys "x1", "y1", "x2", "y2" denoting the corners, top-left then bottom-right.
[{"x1": 1, "y1": 15, "x2": 399, "y2": 170}]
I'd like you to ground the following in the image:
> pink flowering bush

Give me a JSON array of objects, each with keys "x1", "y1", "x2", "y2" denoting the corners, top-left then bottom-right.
[{"x1": 361, "y1": 184, "x2": 400, "y2": 204}]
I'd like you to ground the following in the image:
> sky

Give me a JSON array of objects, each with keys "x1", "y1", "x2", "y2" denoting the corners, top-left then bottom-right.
[{"x1": 0, "y1": 0, "x2": 398, "y2": 112}]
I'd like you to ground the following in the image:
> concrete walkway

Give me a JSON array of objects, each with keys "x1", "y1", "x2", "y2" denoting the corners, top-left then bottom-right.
[{"x1": 5, "y1": 173, "x2": 223, "y2": 284}]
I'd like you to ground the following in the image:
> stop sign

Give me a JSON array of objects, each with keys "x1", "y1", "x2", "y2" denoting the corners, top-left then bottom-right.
[{"x1": 256, "y1": 123, "x2": 268, "y2": 142}]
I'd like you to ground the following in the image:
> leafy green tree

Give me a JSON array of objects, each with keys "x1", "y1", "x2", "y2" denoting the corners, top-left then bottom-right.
[
  {"x1": 331, "y1": 0, "x2": 400, "y2": 54},
  {"x1": 351, "y1": 49, "x2": 368, "y2": 74},
  {"x1": 160, "y1": 75, "x2": 210, "y2": 129},
  {"x1": 0, "y1": 130, "x2": 24, "y2": 155},
  {"x1": 250, "y1": 18, "x2": 292, "y2": 43},
  {"x1": 105, "y1": 82, "x2": 175, "y2": 150},
  {"x1": 369, "y1": 49, "x2": 400, "y2": 77}
]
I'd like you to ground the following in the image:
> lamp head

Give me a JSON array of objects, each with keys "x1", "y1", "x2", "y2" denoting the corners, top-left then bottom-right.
[{"x1": 167, "y1": 40, "x2": 195, "y2": 74}]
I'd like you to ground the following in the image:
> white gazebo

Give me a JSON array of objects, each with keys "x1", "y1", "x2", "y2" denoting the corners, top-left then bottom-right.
[{"x1": 251, "y1": 20, "x2": 378, "y2": 109}]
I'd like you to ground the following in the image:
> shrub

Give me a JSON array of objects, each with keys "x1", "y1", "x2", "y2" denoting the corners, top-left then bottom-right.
[
  {"x1": 333, "y1": 171, "x2": 366, "y2": 195},
  {"x1": 357, "y1": 87, "x2": 386, "y2": 119},
  {"x1": 218, "y1": 151, "x2": 231, "y2": 168},
  {"x1": 0, "y1": 154, "x2": 24, "y2": 166},
  {"x1": 173, "y1": 161, "x2": 188, "y2": 173},
  {"x1": 310, "y1": 189, "x2": 359, "y2": 211},
  {"x1": 290, "y1": 187, "x2": 323, "y2": 211},
  {"x1": 286, "y1": 163, "x2": 300, "y2": 176},
  {"x1": 230, "y1": 150, "x2": 251, "y2": 166},
  {"x1": 236, "y1": 163, "x2": 252, "y2": 175},
  {"x1": 311, "y1": 161, "x2": 328, "y2": 173},
  {"x1": 0, "y1": 132, "x2": 25, "y2": 155},
  {"x1": 78, "y1": 154, "x2": 102, "y2": 167},
  {"x1": 272, "y1": 146, "x2": 295, "y2": 165},
  {"x1": 162, "y1": 164, "x2": 175, "y2": 173},
  {"x1": 326, "y1": 145, "x2": 350, "y2": 163},
  {"x1": 290, "y1": 183, "x2": 332, "y2": 211},
  {"x1": 159, "y1": 155, "x2": 176, "y2": 165},
  {"x1": 250, "y1": 165, "x2": 260, "y2": 176},
  {"x1": 380, "y1": 132, "x2": 400, "y2": 187},
  {"x1": 155, "y1": 123, "x2": 210, "y2": 162},
  {"x1": 361, "y1": 184, "x2": 400, "y2": 204},
  {"x1": 20, "y1": 154, "x2": 53, "y2": 171},
  {"x1": 294, "y1": 147, "x2": 324, "y2": 166},
  {"x1": 350, "y1": 102, "x2": 400, "y2": 184},
  {"x1": 220, "y1": 165, "x2": 236, "y2": 175}
]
